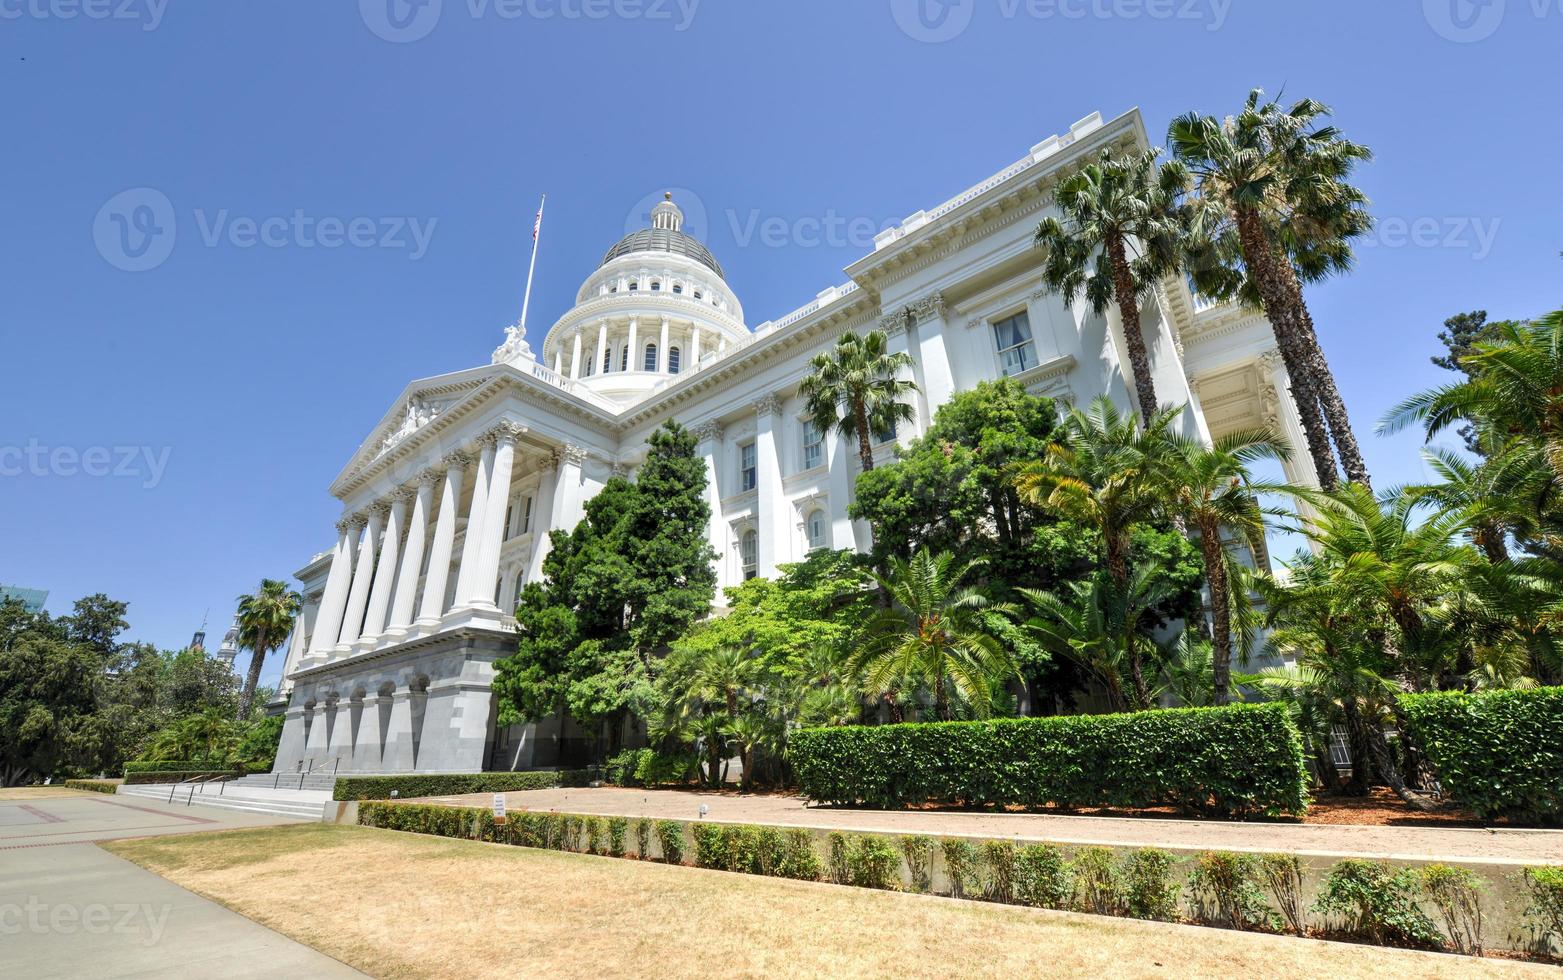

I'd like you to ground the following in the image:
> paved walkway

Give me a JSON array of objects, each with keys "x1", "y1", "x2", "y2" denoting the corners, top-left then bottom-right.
[
  {"x1": 425, "y1": 787, "x2": 1563, "y2": 865},
  {"x1": 0, "y1": 790, "x2": 364, "y2": 979}
]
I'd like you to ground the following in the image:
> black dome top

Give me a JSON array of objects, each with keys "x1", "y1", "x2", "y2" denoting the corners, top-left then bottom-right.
[{"x1": 600, "y1": 227, "x2": 725, "y2": 280}]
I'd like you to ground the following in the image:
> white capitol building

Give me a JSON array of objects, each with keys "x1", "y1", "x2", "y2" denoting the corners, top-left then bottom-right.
[{"x1": 270, "y1": 107, "x2": 1320, "y2": 775}]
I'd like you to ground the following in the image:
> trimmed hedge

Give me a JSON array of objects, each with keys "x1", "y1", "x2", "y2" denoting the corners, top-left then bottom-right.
[
  {"x1": 124, "y1": 770, "x2": 236, "y2": 785},
  {"x1": 63, "y1": 779, "x2": 121, "y2": 794},
  {"x1": 333, "y1": 770, "x2": 593, "y2": 802},
  {"x1": 124, "y1": 760, "x2": 227, "y2": 775},
  {"x1": 1399, "y1": 687, "x2": 1563, "y2": 824},
  {"x1": 789, "y1": 703, "x2": 1310, "y2": 818}
]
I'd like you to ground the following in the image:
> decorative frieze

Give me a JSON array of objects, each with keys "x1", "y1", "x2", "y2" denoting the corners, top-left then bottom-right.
[{"x1": 752, "y1": 393, "x2": 783, "y2": 417}]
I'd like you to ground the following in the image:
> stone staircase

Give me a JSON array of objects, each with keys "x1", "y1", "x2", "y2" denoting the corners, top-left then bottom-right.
[
  {"x1": 229, "y1": 772, "x2": 341, "y2": 793},
  {"x1": 116, "y1": 779, "x2": 329, "y2": 820}
]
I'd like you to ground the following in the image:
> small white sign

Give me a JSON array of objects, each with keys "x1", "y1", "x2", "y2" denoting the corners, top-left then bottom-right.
[{"x1": 492, "y1": 793, "x2": 507, "y2": 824}]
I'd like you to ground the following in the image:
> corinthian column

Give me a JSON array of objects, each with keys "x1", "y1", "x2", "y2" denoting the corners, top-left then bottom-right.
[
  {"x1": 416, "y1": 453, "x2": 468, "y2": 626},
  {"x1": 693, "y1": 420, "x2": 725, "y2": 589},
  {"x1": 465, "y1": 422, "x2": 525, "y2": 609},
  {"x1": 525, "y1": 453, "x2": 559, "y2": 585},
  {"x1": 361, "y1": 492, "x2": 409, "y2": 642},
  {"x1": 754, "y1": 394, "x2": 784, "y2": 578},
  {"x1": 307, "y1": 516, "x2": 360, "y2": 659},
  {"x1": 386, "y1": 471, "x2": 437, "y2": 636},
  {"x1": 451, "y1": 436, "x2": 497, "y2": 611},
  {"x1": 595, "y1": 320, "x2": 609, "y2": 375},
  {"x1": 336, "y1": 507, "x2": 384, "y2": 650}
]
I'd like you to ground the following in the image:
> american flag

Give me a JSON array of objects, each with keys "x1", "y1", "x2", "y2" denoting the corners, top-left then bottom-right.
[{"x1": 532, "y1": 206, "x2": 543, "y2": 241}]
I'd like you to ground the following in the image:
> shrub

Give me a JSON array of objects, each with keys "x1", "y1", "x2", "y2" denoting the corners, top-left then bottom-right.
[
  {"x1": 1015, "y1": 843, "x2": 1073, "y2": 910},
  {"x1": 359, "y1": 802, "x2": 476, "y2": 839},
  {"x1": 332, "y1": 771, "x2": 591, "y2": 801},
  {"x1": 778, "y1": 829, "x2": 822, "y2": 881},
  {"x1": 827, "y1": 832, "x2": 851, "y2": 886},
  {"x1": 847, "y1": 835, "x2": 901, "y2": 890},
  {"x1": 561, "y1": 816, "x2": 582, "y2": 852},
  {"x1": 584, "y1": 816, "x2": 607, "y2": 855},
  {"x1": 941, "y1": 839, "x2": 982, "y2": 900},
  {"x1": 900, "y1": 836, "x2": 935, "y2": 894},
  {"x1": 1312, "y1": 859, "x2": 1443, "y2": 948},
  {"x1": 604, "y1": 749, "x2": 651, "y2": 787},
  {"x1": 1419, "y1": 864, "x2": 1484, "y2": 956},
  {"x1": 636, "y1": 751, "x2": 697, "y2": 788},
  {"x1": 1123, "y1": 848, "x2": 1180, "y2": 922},
  {"x1": 123, "y1": 760, "x2": 222, "y2": 774},
  {"x1": 124, "y1": 770, "x2": 235, "y2": 785},
  {"x1": 63, "y1": 779, "x2": 119, "y2": 794},
  {"x1": 634, "y1": 819, "x2": 651, "y2": 859},
  {"x1": 753, "y1": 827, "x2": 786, "y2": 877},
  {"x1": 1399, "y1": 687, "x2": 1563, "y2": 823},
  {"x1": 607, "y1": 816, "x2": 629, "y2": 858},
  {"x1": 693, "y1": 823, "x2": 763, "y2": 872},
  {"x1": 655, "y1": 820, "x2": 686, "y2": 864},
  {"x1": 1188, "y1": 852, "x2": 1273, "y2": 931},
  {"x1": 790, "y1": 703, "x2": 1309, "y2": 818},
  {"x1": 982, "y1": 840, "x2": 1017, "y2": 903},
  {"x1": 1523, "y1": 866, "x2": 1563, "y2": 956},
  {"x1": 1073, "y1": 847, "x2": 1126, "y2": 916},
  {"x1": 1257, "y1": 853, "x2": 1307, "y2": 936}
]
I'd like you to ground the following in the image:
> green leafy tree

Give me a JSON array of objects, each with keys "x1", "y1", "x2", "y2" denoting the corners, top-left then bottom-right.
[
  {"x1": 233, "y1": 579, "x2": 302, "y2": 722},
  {"x1": 1034, "y1": 147, "x2": 1189, "y2": 424},
  {"x1": 849, "y1": 549, "x2": 1017, "y2": 721},
  {"x1": 799, "y1": 329, "x2": 917, "y2": 473},
  {"x1": 0, "y1": 634, "x2": 100, "y2": 785}
]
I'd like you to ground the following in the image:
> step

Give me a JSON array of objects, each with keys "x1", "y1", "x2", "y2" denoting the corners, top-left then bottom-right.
[{"x1": 115, "y1": 784, "x2": 327, "y2": 820}]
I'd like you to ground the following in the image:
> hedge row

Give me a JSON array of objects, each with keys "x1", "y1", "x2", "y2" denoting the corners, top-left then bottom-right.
[
  {"x1": 124, "y1": 760, "x2": 229, "y2": 774},
  {"x1": 1400, "y1": 687, "x2": 1563, "y2": 824},
  {"x1": 357, "y1": 802, "x2": 682, "y2": 863},
  {"x1": 123, "y1": 770, "x2": 236, "y2": 785},
  {"x1": 63, "y1": 779, "x2": 120, "y2": 794},
  {"x1": 789, "y1": 703, "x2": 1310, "y2": 818},
  {"x1": 333, "y1": 770, "x2": 593, "y2": 801}
]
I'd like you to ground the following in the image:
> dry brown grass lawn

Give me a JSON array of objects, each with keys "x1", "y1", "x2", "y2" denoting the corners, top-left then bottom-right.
[
  {"x1": 104, "y1": 824, "x2": 1543, "y2": 980},
  {"x1": 0, "y1": 786, "x2": 97, "y2": 800}
]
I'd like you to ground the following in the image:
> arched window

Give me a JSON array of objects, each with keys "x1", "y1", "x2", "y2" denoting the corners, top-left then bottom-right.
[
  {"x1": 644, "y1": 343, "x2": 658, "y2": 372},
  {"x1": 602, "y1": 346, "x2": 613, "y2": 373},
  {"x1": 620, "y1": 345, "x2": 629, "y2": 372},
  {"x1": 609, "y1": 284, "x2": 618, "y2": 293},
  {"x1": 583, "y1": 354, "x2": 595, "y2": 377},
  {"x1": 650, "y1": 281, "x2": 661, "y2": 291},
  {"x1": 513, "y1": 570, "x2": 525, "y2": 607},
  {"x1": 672, "y1": 283, "x2": 683, "y2": 295},
  {"x1": 668, "y1": 346, "x2": 681, "y2": 375},
  {"x1": 741, "y1": 530, "x2": 758, "y2": 580},
  {"x1": 806, "y1": 510, "x2": 829, "y2": 551},
  {"x1": 693, "y1": 290, "x2": 703, "y2": 300},
  {"x1": 628, "y1": 281, "x2": 638, "y2": 291}
]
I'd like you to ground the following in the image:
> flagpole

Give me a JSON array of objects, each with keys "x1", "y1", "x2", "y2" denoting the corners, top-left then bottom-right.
[{"x1": 519, "y1": 193, "x2": 546, "y2": 332}]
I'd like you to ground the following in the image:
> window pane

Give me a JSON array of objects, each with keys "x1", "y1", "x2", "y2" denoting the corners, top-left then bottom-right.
[
  {"x1": 740, "y1": 443, "x2": 757, "y2": 491},
  {"x1": 644, "y1": 344, "x2": 658, "y2": 372},
  {"x1": 669, "y1": 346, "x2": 681, "y2": 375}
]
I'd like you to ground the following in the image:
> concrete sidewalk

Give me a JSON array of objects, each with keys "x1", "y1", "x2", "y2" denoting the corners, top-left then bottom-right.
[
  {"x1": 421, "y1": 786, "x2": 1563, "y2": 864},
  {"x1": 0, "y1": 790, "x2": 364, "y2": 979}
]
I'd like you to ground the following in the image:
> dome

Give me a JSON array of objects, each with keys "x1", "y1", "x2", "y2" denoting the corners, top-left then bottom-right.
[{"x1": 600, "y1": 194, "x2": 725, "y2": 280}]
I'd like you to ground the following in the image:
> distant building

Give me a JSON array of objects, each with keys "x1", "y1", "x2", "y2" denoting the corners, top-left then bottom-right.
[
  {"x1": 0, "y1": 584, "x2": 49, "y2": 614},
  {"x1": 216, "y1": 620, "x2": 240, "y2": 668}
]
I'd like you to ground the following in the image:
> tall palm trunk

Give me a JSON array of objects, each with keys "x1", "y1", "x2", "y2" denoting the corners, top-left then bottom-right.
[
  {"x1": 236, "y1": 628, "x2": 268, "y2": 722},
  {"x1": 1276, "y1": 262, "x2": 1371, "y2": 487},
  {"x1": 1231, "y1": 206, "x2": 1341, "y2": 489},
  {"x1": 1105, "y1": 233, "x2": 1159, "y2": 426},
  {"x1": 1342, "y1": 696, "x2": 1434, "y2": 811},
  {"x1": 934, "y1": 675, "x2": 950, "y2": 722},
  {"x1": 852, "y1": 398, "x2": 876, "y2": 472},
  {"x1": 1198, "y1": 518, "x2": 1233, "y2": 705},
  {"x1": 1104, "y1": 525, "x2": 1150, "y2": 709}
]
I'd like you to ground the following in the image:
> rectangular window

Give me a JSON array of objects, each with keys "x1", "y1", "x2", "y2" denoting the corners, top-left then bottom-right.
[
  {"x1": 801, "y1": 421, "x2": 823, "y2": 470},
  {"x1": 522, "y1": 496, "x2": 533, "y2": 534},
  {"x1": 739, "y1": 443, "x2": 757, "y2": 492},
  {"x1": 992, "y1": 310, "x2": 1038, "y2": 376},
  {"x1": 873, "y1": 419, "x2": 897, "y2": 445},
  {"x1": 504, "y1": 502, "x2": 514, "y2": 539}
]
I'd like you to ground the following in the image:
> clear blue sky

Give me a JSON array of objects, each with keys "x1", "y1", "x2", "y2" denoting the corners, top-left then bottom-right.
[{"x1": 2, "y1": 1, "x2": 1558, "y2": 685}]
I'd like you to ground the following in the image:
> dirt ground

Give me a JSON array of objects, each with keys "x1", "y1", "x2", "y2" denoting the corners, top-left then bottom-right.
[
  {"x1": 106, "y1": 824, "x2": 1549, "y2": 979},
  {"x1": 418, "y1": 786, "x2": 1563, "y2": 864}
]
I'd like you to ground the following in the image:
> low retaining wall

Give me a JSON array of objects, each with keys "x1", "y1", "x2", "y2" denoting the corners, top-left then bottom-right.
[{"x1": 348, "y1": 801, "x2": 1561, "y2": 959}]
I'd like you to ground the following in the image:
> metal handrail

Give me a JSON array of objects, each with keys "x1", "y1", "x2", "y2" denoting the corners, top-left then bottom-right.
[
  {"x1": 298, "y1": 757, "x2": 340, "y2": 791},
  {"x1": 166, "y1": 772, "x2": 225, "y2": 804}
]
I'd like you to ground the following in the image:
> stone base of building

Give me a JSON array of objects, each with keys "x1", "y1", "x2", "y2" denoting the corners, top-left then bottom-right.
[{"x1": 272, "y1": 626, "x2": 514, "y2": 775}]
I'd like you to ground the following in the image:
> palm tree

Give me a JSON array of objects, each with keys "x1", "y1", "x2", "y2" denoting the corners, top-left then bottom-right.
[
  {"x1": 849, "y1": 549, "x2": 1017, "y2": 721},
  {"x1": 233, "y1": 579, "x2": 302, "y2": 722},
  {"x1": 1382, "y1": 311, "x2": 1563, "y2": 485},
  {"x1": 800, "y1": 329, "x2": 918, "y2": 472},
  {"x1": 1170, "y1": 90, "x2": 1374, "y2": 489},
  {"x1": 1020, "y1": 565, "x2": 1177, "y2": 712},
  {"x1": 1034, "y1": 147, "x2": 1189, "y2": 425},
  {"x1": 1164, "y1": 429, "x2": 1291, "y2": 703}
]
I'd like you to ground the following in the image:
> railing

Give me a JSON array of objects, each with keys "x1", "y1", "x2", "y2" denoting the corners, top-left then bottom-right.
[
  {"x1": 168, "y1": 773, "x2": 230, "y2": 806},
  {"x1": 298, "y1": 757, "x2": 340, "y2": 792}
]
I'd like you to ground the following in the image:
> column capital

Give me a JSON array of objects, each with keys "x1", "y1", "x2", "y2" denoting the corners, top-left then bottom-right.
[
  {"x1": 392, "y1": 485, "x2": 419, "y2": 505},
  {"x1": 417, "y1": 467, "x2": 444, "y2": 487},
  {"x1": 369, "y1": 500, "x2": 393, "y2": 520},
  {"x1": 558, "y1": 443, "x2": 589, "y2": 467},
  {"x1": 909, "y1": 290, "x2": 947, "y2": 324},
  {"x1": 336, "y1": 513, "x2": 367, "y2": 535},
  {"x1": 482, "y1": 421, "x2": 527, "y2": 448},
  {"x1": 691, "y1": 419, "x2": 724, "y2": 444},
  {"x1": 753, "y1": 393, "x2": 783, "y2": 418},
  {"x1": 442, "y1": 449, "x2": 474, "y2": 469},
  {"x1": 878, "y1": 310, "x2": 909, "y2": 337}
]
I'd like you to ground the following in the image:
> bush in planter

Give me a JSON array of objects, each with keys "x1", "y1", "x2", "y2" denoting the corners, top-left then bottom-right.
[
  {"x1": 1188, "y1": 852, "x2": 1273, "y2": 931},
  {"x1": 655, "y1": 820, "x2": 686, "y2": 864},
  {"x1": 790, "y1": 703, "x2": 1309, "y2": 818},
  {"x1": 846, "y1": 835, "x2": 900, "y2": 890},
  {"x1": 982, "y1": 841, "x2": 1017, "y2": 903},
  {"x1": 605, "y1": 749, "x2": 651, "y2": 787},
  {"x1": 1419, "y1": 864, "x2": 1484, "y2": 956},
  {"x1": 1312, "y1": 859, "x2": 1443, "y2": 948},
  {"x1": 900, "y1": 836, "x2": 935, "y2": 894},
  {"x1": 1257, "y1": 853, "x2": 1307, "y2": 936},
  {"x1": 607, "y1": 816, "x2": 629, "y2": 857},
  {"x1": 1523, "y1": 866, "x2": 1563, "y2": 956},
  {"x1": 634, "y1": 819, "x2": 651, "y2": 859},
  {"x1": 1123, "y1": 848, "x2": 1180, "y2": 922},
  {"x1": 1399, "y1": 687, "x2": 1563, "y2": 824},
  {"x1": 777, "y1": 829, "x2": 822, "y2": 881},
  {"x1": 1015, "y1": 843, "x2": 1073, "y2": 910},
  {"x1": 1072, "y1": 847, "x2": 1125, "y2": 916},
  {"x1": 332, "y1": 771, "x2": 587, "y2": 801},
  {"x1": 940, "y1": 839, "x2": 982, "y2": 900}
]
